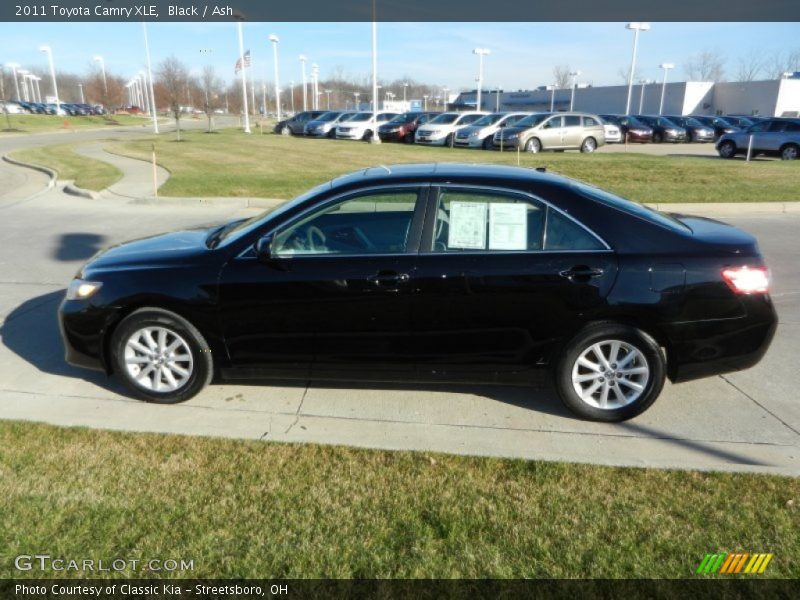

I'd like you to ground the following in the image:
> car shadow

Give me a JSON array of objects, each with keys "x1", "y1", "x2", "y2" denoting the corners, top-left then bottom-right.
[
  {"x1": 0, "y1": 290, "x2": 124, "y2": 394},
  {"x1": 52, "y1": 233, "x2": 108, "y2": 262}
]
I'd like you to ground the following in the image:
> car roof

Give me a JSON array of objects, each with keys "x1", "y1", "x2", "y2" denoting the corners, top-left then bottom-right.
[{"x1": 330, "y1": 162, "x2": 563, "y2": 190}]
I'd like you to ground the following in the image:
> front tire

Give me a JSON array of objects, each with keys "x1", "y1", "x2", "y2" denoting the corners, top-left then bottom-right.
[
  {"x1": 580, "y1": 137, "x2": 597, "y2": 153},
  {"x1": 280, "y1": 126, "x2": 291, "y2": 136},
  {"x1": 110, "y1": 308, "x2": 213, "y2": 404},
  {"x1": 718, "y1": 140, "x2": 737, "y2": 159},
  {"x1": 555, "y1": 323, "x2": 665, "y2": 422},
  {"x1": 780, "y1": 144, "x2": 799, "y2": 160},
  {"x1": 525, "y1": 137, "x2": 541, "y2": 153}
]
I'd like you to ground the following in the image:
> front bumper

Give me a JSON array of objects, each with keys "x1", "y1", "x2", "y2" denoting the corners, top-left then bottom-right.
[
  {"x1": 378, "y1": 130, "x2": 405, "y2": 142},
  {"x1": 663, "y1": 131, "x2": 688, "y2": 142},
  {"x1": 58, "y1": 297, "x2": 117, "y2": 373}
]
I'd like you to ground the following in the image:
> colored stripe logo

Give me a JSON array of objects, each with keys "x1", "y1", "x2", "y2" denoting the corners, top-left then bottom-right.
[{"x1": 696, "y1": 553, "x2": 773, "y2": 574}]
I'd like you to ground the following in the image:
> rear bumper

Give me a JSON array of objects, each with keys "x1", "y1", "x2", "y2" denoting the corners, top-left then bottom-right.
[{"x1": 666, "y1": 296, "x2": 777, "y2": 383}]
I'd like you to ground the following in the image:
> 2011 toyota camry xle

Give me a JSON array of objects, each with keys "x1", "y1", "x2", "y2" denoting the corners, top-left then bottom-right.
[{"x1": 58, "y1": 163, "x2": 777, "y2": 421}]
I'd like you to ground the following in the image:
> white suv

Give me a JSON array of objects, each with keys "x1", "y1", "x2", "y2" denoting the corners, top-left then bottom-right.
[
  {"x1": 335, "y1": 112, "x2": 399, "y2": 141},
  {"x1": 454, "y1": 112, "x2": 531, "y2": 149},
  {"x1": 415, "y1": 111, "x2": 487, "y2": 146}
]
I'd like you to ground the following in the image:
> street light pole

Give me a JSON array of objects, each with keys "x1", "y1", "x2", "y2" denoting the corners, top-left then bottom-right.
[
  {"x1": 78, "y1": 83, "x2": 84, "y2": 103},
  {"x1": 624, "y1": 22, "x2": 650, "y2": 115},
  {"x1": 638, "y1": 80, "x2": 649, "y2": 114},
  {"x1": 299, "y1": 55, "x2": 307, "y2": 111},
  {"x1": 442, "y1": 86, "x2": 449, "y2": 110},
  {"x1": 402, "y1": 81, "x2": 408, "y2": 104},
  {"x1": 6, "y1": 63, "x2": 21, "y2": 100},
  {"x1": 237, "y1": 21, "x2": 251, "y2": 133},
  {"x1": 269, "y1": 34, "x2": 281, "y2": 122},
  {"x1": 495, "y1": 85, "x2": 500, "y2": 111},
  {"x1": 311, "y1": 63, "x2": 319, "y2": 110},
  {"x1": 472, "y1": 47, "x2": 490, "y2": 111},
  {"x1": 142, "y1": 23, "x2": 159, "y2": 133},
  {"x1": 39, "y1": 45, "x2": 60, "y2": 113},
  {"x1": 423, "y1": 94, "x2": 429, "y2": 111},
  {"x1": 569, "y1": 71, "x2": 581, "y2": 111},
  {"x1": 18, "y1": 70, "x2": 29, "y2": 101},
  {"x1": 288, "y1": 80, "x2": 295, "y2": 113},
  {"x1": 370, "y1": 8, "x2": 380, "y2": 143},
  {"x1": 324, "y1": 89, "x2": 331, "y2": 109},
  {"x1": 658, "y1": 62, "x2": 674, "y2": 116}
]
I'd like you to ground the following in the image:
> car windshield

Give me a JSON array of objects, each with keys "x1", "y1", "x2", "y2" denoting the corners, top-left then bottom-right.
[
  {"x1": 472, "y1": 113, "x2": 505, "y2": 126},
  {"x1": 657, "y1": 117, "x2": 679, "y2": 128},
  {"x1": 317, "y1": 112, "x2": 342, "y2": 122},
  {"x1": 626, "y1": 117, "x2": 649, "y2": 128},
  {"x1": 348, "y1": 112, "x2": 372, "y2": 122},
  {"x1": 388, "y1": 112, "x2": 414, "y2": 124},
  {"x1": 682, "y1": 117, "x2": 704, "y2": 127},
  {"x1": 600, "y1": 115, "x2": 619, "y2": 124},
  {"x1": 429, "y1": 113, "x2": 459, "y2": 124},
  {"x1": 515, "y1": 113, "x2": 549, "y2": 127},
  {"x1": 573, "y1": 182, "x2": 690, "y2": 233},
  {"x1": 211, "y1": 182, "x2": 332, "y2": 248}
]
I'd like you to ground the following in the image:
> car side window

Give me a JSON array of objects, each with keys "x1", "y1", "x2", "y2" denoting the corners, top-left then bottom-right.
[
  {"x1": 564, "y1": 115, "x2": 581, "y2": 127},
  {"x1": 767, "y1": 120, "x2": 787, "y2": 133},
  {"x1": 430, "y1": 189, "x2": 545, "y2": 253},
  {"x1": 583, "y1": 116, "x2": 599, "y2": 127},
  {"x1": 542, "y1": 116, "x2": 562, "y2": 129},
  {"x1": 544, "y1": 209, "x2": 605, "y2": 251},
  {"x1": 748, "y1": 122, "x2": 769, "y2": 133},
  {"x1": 273, "y1": 190, "x2": 420, "y2": 256}
]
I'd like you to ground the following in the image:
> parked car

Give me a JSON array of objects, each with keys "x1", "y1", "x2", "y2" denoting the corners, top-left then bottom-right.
[
  {"x1": 722, "y1": 115, "x2": 757, "y2": 129},
  {"x1": 664, "y1": 116, "x2": 715, "y2": 143},
  {"x1": 494, "y1": 112, "x2": 606, "y2": 153},
  {"x1": 691, "y1": 115, "x2": 740, "y2": 140},
  {"x1": 632, "y1": 115, "x2": 687, "y2": 143},
  {"x1": 335, "y1": 111, "x2": 399, "y2": 141},
  {"x1": 453, "y1": 112, "x2": 530, "y2": 149},
  {"x1": 415, "y1": 111, "x2": 486, "y2": 146},
  {"x1": 274, "y1": 110, "x2": 326, "y2": 135},
  {"x1": 717, "y1": 117, "x2": 800, "y2": 160},
  {"x1": 303, "y1": 111, "x2": 356, "y2": 138},
  {"x1": 602, "y1": 121, "x2": 622, "y2": 143},
  {"x1": 378, "y1": 111, "x2": 439, "y2": 143},
  {"x1": 599, "y1": 115, "x2": 653, "y2": 143},
  {"x1": 58, "y1": 163, "x2": 777, "y2": 422},
  {"x1": 1, "y1": 100, "x2": 27, "y2": 114}
]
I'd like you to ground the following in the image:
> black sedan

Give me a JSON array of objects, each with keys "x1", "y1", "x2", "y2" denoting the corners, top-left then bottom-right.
[
  {"x1": 691, "y1": 115, "x2": 740, "y2": 140},
  {"x1": 633, "y1": 115, "x2": 688, "y2": 143},
  {"x1": 59, "y1": 164, "x2": 776, "y2": 422},
  {"x1": 664, "y1": 116, "x2": 715, "y2": 143}
]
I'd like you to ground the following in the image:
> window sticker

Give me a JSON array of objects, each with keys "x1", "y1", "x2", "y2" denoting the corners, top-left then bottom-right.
[
  {"x1": 448, "y1": 201, "x2": 487, "y2": 249},
  {"x1": 489, "y1": 203, "x2": 528, "y2": 250}
]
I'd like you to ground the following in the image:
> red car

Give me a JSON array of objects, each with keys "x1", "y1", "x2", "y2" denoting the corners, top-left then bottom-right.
[
  {"x1": 377, "y1": 112, "x2": 439, "y2": 143},
  {"x1": 600, "y1": 114, "x2": 654, "y2": 143}
]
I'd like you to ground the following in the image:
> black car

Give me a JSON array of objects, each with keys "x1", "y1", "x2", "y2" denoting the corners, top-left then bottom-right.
[
  {"x1": 664, "y1": 116, "x2": 715, "y2": 143},
  {"x1": 274, "y1": 110, "x2": 327, "y2": 135},
  {"x1": 633, "y1": 115, "x2": 688, "y2": 143},
  {"x1": 59, "y1": 164, "x2": 776, "y2": 422},
  {"x1": 691, "y1": 115, "x2": 740, "y2": 140}
]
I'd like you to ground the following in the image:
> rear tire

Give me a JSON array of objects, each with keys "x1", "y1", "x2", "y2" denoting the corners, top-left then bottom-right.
[
  {"x1": 110, "y1": 308, "x2": 213, "y2": 404},
  {"x1": 555, "y1": 323, "x2": 666, "y2": 422},
  {"x1": 780, "y1": 144, "x2": 799, "y2": 161}
]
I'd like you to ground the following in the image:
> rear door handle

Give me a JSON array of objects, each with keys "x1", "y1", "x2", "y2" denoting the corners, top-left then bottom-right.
[
  {"x1": 367, "y1": 271, "x2": 410, "y2": 287},
  {"x1": 560, "y1": 266, "x2": 605, "y2": 280}
]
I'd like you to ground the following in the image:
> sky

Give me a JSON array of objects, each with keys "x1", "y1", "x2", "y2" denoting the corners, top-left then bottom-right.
[{"x1": 1, "y1": 21, "x2": 798, "y2": 92}]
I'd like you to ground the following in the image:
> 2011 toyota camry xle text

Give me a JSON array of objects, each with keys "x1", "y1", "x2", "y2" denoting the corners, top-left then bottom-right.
[{"x1": 58, "y1": 164, "x2": 777, "y2": 421}]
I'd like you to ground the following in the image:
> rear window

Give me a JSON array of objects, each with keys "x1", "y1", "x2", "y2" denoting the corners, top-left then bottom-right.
[{"x1": 572, "y1": 182, "x2": 690, "y2": 233}]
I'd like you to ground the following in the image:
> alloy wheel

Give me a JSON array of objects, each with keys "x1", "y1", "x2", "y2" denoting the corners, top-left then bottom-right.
[
  {"x1": 124, "y1": 326, "x2": 194, "y2": 392},
  {"x1": 781, "y1": 145, "x2": 798, "y2": 160},
  {"x1": 571, "y1": 339, "x2": 650, "y2": 410}
]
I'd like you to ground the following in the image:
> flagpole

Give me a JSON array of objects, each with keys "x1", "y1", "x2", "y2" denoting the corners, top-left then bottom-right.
[{"x1": 237, "y1": 21, "x2": 251, "y2": 133}]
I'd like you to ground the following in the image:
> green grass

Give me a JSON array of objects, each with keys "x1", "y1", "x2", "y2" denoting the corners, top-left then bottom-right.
[
  {"x1": 0, "y1": 420, "x2": 797, "y2": 579},
  {"x1": 0, "y1": 113, "x2": 152, "y2": 133},
  {"x1": 108, "y1": 128, "x2": 800, "y2": 202},
  {"x1": 11, "y1": 144, "x2": 122, "y2": 191}
]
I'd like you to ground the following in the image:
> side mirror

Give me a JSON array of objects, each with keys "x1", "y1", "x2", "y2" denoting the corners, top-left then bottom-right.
[{"x1": 255, "y1": 235, "x2": 274, "y2": 263}]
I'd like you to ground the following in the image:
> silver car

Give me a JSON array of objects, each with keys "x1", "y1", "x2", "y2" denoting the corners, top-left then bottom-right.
[
  {"x1": 494, "y1": 112, "x2": 607, "y2": 153},
  {"x1": 304, "y1": 111, "x2": 357, "y2": 138},
  {"x1": 717, "y1": 118, "x2": 800, "y2": 160},
  {"x1": 454, "y1": 112, "x2": 530, "y2": 149}
]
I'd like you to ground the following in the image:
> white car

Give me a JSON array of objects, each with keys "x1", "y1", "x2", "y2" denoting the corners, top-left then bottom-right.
[
  {"x1": 602, "y1": 121, "x2": 622, "y2": 143},
  {"x1": 335, "y1": 111, "x2": 399, "y2": 141},
  {"x1": 1, "y1": 101, "x2": 26, "y2": 114},
  {"x1": 415, "y1": 111, "x2": 487, "y2": 146},
  {"x1": 454, "y1": 112, "x2": 531, "y2": 149}
]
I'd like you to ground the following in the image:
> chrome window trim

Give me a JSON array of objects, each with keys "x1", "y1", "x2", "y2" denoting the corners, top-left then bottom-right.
[
  {"x1": 422, "y1": 183, "x2": 612, "y2": 255},
  {"x1": 235, "y1": 183, "x2": 426, "y2": 260}
]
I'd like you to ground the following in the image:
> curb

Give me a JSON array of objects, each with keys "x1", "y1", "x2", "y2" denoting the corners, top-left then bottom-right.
[
  {"x1": 63, "y1": 181, "x2": 100, "y2": 200},
  {"x1": 1, "y1": 154, "x2": 56, "y2": 188}
]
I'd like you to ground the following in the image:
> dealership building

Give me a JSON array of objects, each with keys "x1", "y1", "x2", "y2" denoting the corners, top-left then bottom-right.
[{"x1": 451, "y1": 76, "x2": 800, "y2": 117}]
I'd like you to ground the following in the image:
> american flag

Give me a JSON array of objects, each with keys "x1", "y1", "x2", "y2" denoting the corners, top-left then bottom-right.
[{"x1": 234, "y1": 50, "x2": 251, "y2": 74}]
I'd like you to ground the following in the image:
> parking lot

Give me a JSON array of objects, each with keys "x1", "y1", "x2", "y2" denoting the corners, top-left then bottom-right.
[{"x1": 0, "y1": 125, "x2": 798, "y2": 476}]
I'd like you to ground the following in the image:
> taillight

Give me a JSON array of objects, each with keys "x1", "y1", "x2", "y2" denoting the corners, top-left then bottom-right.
[{"x1": 721, "y1": 266, "x2": 770, "y2": 294}]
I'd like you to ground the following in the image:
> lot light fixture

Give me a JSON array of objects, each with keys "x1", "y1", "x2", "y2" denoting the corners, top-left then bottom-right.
[
  {"x1": 658, "y1": 63, "x2": 674, "y2": 115},
  {"x1": 18, "y1": 69, "x2": 30, "y2": 101},
  {"x1": 569, "y1": 71, "x2": 581, "y2": 111},
  {"x1": 624, "y1": 22, "x2": 650, "y2": 115},
  {"x1": 269, "y1": 35, "x2": 281, "y2": 121},
  {"x1": 142, "y1": 23, "x2": 159, "y2": 133},
  {"x1": 473, "y1": 47, "x2": 490, "y2": 111},
  {"x1": 237, "y1": 22, "x2": 250, "y2": 133},
  {"x1": 5, "y1": 63, "x2": 21, "y2": 100},
  {"x1": 39, "y1": 45, "x2": 60, "y2": 113},
  {"x1": 299, "y1": 55, "x2": 307, "y2": 111}
]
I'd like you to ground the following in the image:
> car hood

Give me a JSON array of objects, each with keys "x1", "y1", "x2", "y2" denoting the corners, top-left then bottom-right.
[{"x1": 84, "y1": 226, "x2": 218, "y2": 273}]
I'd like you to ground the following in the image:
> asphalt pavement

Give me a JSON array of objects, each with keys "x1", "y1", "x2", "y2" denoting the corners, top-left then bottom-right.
[{"x1": 0, "y1": 125, "x2": 798, "y2": 475}]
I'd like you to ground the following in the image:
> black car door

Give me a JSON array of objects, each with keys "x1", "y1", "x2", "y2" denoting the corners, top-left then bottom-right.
[
  {"x1": 217, "y1": 186, "x2": 426, "y2": 380},
  {"x1": 412, "y1": 185, "x2": 617, "y2": 382}
]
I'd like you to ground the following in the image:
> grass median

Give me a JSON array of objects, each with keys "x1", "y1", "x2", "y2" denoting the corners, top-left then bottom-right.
[
  {"x1": 11, "y1": 144, "x2": 122, "y2": 191},
  {"x1": 1, "y1": 420, "x2": 797, "y2": 579},
  {"x1": 1, "y1": 113, "x2": 153, "y2": 134},
  {"x1": 108, "y1": 128, "x2": 800, "y2": 203}
]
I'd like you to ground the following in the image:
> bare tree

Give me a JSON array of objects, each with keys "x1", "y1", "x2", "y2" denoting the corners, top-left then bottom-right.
[
  {"x1": 201, "y1": 65, "x2": 221, "y2": 132},
  {"x1": 684, "y1": 50, "x2": 726, "y2": 82},
  {"x1": 736, "y1": 50, "x2": 765, "y2": 82},
  {"x1": 766, "y1": 49, "x2": 800, "y2": 79},
  {"x1": 553, "y1": 65, "x2": 571, "y2": 89},
  {"x1": 157, "y1": 56, "x2": 190, "y2": 141},
  {"x1": 617, "y1": 66, "x2": 642, "y2": 85}
]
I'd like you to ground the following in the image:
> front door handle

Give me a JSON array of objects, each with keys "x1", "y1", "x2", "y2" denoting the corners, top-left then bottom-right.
[
  {"x1": 367, "y1": 271, "x2": 410, "y2": 287},
  {"x1": 560, "y1": 266, "x2": 605, "y2": 281}
]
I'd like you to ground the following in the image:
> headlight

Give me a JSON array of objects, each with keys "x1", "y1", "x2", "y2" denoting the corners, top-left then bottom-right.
[
  {"x1": 66, "y1": 279, "x2": 102, "y2": 300},
  {"x1": 469, "y1": 131, "x2": 480, "y2": 138}
]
